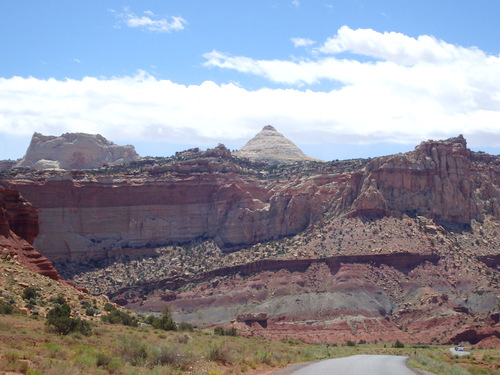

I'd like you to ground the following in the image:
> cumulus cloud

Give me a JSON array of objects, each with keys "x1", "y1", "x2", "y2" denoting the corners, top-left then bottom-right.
[
  {"x1": 116, "y1": 8, "x2": 186, "y2": 33},
  {"x1": 317, "y1": 25, "x2": 486, "y2": 65},
  {"x1": 1, "y1": 26, "x2": 500, "y2": 160},
  {"x1": 291, "y1": 37, "x2": 315, "y2": 48},
  {"x1": 202, "y1": 26, "x2": 500, "y2": 147}
]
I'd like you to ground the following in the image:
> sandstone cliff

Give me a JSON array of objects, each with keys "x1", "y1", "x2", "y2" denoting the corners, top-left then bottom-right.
[
  {"x1": 16, "y1": 132, "x2": 140, "y2": 170},
  {"x1": 3, "y1": 135, "x2": 499, "y2": 262},
  {"x1": 1, "y1": 136, "x2": 499, "y2": 344},
  {"x1": 233, "y1": 125, "x2": 319, "y2": 164},
  {"x1": 0, "y1": 186, "x2": 67, "y2": 282}
]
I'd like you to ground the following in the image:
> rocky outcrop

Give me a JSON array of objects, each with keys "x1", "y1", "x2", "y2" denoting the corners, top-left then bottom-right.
[
  {"x1": 344, "y1": 135, "x2": 499, "y2": 224},
  {"x1": 0, "y1": 187, "x2": 38, "y2": 244},
  {"x1": 0, "y1": 160, "x2": 16, "y2": 172},
  {"x1": 1, "y1": 135, "x2": 500, "y2": 262},
  {"x1": 233, "y1": 125, "x2": 319, "y2": 164},
  {"x1": 108, "y1": 252, "x2": 439, "y2": 300},
  {"x1": 0, "y1": 186, "x2": 67, "y2": 282},
  {"x1": 1, "y1": 135, "x2": 499, "y2": 345},
  {"x1": 16, "y1": 132, "x2": 140, "y2": 170}
]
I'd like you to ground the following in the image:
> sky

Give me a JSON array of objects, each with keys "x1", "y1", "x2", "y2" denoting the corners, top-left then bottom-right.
[{"x1": 1, "y1": 1, "x2": 500, "y2": 161}]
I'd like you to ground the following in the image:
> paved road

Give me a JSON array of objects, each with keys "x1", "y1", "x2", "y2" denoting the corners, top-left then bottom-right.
[{"x1": 284, "y1": 354, "x2": 417, "y2": 375}]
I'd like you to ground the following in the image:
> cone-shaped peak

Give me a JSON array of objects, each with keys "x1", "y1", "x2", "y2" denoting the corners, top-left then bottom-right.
[{"x1": 233, "y1": 126, "x2": 320, "y2": 165}]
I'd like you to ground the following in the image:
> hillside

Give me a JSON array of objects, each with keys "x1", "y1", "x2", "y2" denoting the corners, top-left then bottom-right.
[{"x1": 1, "y1": 134, "x2": 499, "y2": 345}]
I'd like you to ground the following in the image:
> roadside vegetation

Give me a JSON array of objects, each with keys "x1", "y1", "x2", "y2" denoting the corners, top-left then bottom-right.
[
  {"x1": 1, "y1": 239, "x2": 499, "y2": 374},
  {"x1": 408, "y1": 348, "x2": 500, "y2": 375},
  {"x1": 1, "y1": 307, "x2": 499, "y2": 375}
]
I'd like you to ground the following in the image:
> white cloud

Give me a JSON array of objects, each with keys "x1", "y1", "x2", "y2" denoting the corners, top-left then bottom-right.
[
  {"x1": 116, "y1": 8, "x2": 186, "y2": 33},
  {"x1": 1, "y1": 26, "x2": 500, "y2": 160},
  {"x1": 202, "y1": 27, "x2": 500, "y2": 146},
  {"x1": 291, "y1": 37, "x2": 315, "y2": 48},
  {"x1": 292, "y1": 0, "x2": 300, "y2": 7},
  {"x1": 317, "y1": 26, "x2": 485, "y2": 65}
]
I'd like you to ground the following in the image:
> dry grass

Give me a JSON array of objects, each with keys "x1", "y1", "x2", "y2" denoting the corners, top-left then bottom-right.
[{"x1": 1, "y1": 313, "x2": 499, "y2": 374}]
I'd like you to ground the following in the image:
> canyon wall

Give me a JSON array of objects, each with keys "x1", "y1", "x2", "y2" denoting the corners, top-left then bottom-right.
[
  {"x1": 0, "y1": 186, "x2": 67, "y2": 282},
  {"x1": 1, "y1": 136, "x2": 500, "y2": 262}
]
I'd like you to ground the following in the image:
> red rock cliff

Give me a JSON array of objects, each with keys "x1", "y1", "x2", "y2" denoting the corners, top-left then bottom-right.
[
  {"x1": 1, "y1": 136, "x2": 499, "y2": 262},
  {"x1": 0, "y1": 186, "x2": 66, "y2": 282}
]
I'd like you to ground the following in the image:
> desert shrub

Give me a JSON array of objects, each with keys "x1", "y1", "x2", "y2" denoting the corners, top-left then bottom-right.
[
  {"x1": 346, "y1": 340, "x2": 356, "y2": 347},
  {"x1": 0, "y1": 299, "x2": 14, "y2": 314},
  {"x1": 102, "y1": 308, "x2": 138, "y2": 327},
  {"x1": 85, "y1": 307, "x2": 98, "y2": 316},
  {"x1": 214, "y1": 326, "x2": 238, "y2": 336},
  {"x1": 95, "y1": 351, "x2": 111, "y2": 367},
  {"x1": 207, "y1": 342, "x2": 234, "y2": 364},
  {"x1": 151, "y1": 314, "x2": 176, "y2": 331},
  {"x1": 178, "y1": 321, "x2": 194, "y2": 332},
  {"x1": 393, "y1": 340, "x2": 405, "y2": 348},
  {"x1": 150, "y1": 305, "x2": 177, "y2": 331},
  {"x1": 175, "y1": 334, "x2": 191, "y2": 344},
  {"x1": 225, "y1": 326, "x2": 238, "y2": 336},
  {"x1": 118, "y1": 336, "x2": 147, "y2": 366},
  {"x1": 46, "y1": 302, "x2": 92, "y2": 336},
  {"x1": 49, "y1": 294, "x2": 66, "y2": 305},
  {"x1": 21, "y1": 287, "x2": 38, "y2": 301},
  {"x1": 103, "y1": 302, "x2": 115, "y2": 312},
  {"x1": 147, "y1": 344, "x2": 193, "y2": 370}
]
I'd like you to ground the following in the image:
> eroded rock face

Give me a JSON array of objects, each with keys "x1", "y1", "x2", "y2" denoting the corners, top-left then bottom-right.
[
  {"x1": 2, "y1": 136, "x2": 499, "y2": 344},
  {"x1": 233, "y1": 125, "x2": 319, "y2": 164},
  {"x1": 346, "y1": 135, "x2": 499, "y2": 224},
  {"x1": 0, "y1": 186, "x2": 67, "y2": 282},
  {"x1": 16, "y1": 132, "x2": 140, "y2": 170},
  {"x1": 0, "y1": 187, "x2": 38, "y2": 244},
  {"x1": 1, "y1": 135, "x2": 500, "y2": 262}
]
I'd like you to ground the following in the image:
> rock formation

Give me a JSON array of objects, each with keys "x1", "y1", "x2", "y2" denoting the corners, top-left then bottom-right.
[
  {"x1": 232, "y1": 125, "x2": 319, "y2": 164},
  {"x1": 16, "y1": 132, "x2": 140, "y2": 170},
  {"x1": 0, "y1": 186, "x2": 67, "y2": 282},
  {"x1": 2, "y1": 135, "x2": 499, "y2": 262},
  {"x1": 1, "y1": 135, "x2": 499, "y2": 344}
]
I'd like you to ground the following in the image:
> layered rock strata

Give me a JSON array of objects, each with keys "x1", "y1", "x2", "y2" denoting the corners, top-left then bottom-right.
[
  {"x1": 1, "y1": 136, "x2": 499, "y2": 262},
  {"x1": 0, "y1": 186, "x2": 67, "y2": 282}
]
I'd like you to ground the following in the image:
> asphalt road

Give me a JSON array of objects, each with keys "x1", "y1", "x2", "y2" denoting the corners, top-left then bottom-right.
[{"x1": 282, "y1": 354, "x2": 417, "y2": 375}]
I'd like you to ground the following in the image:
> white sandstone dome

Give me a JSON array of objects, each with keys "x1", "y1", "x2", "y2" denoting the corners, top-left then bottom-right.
[
  {"x1": 16, "y1": 132, "x2": 141, "y2": 170},
  {"x1": 233, "y1": 125, "x2": 319, "y2": 165}
]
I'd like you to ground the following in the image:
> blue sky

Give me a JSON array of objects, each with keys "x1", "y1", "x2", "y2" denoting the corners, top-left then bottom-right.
[{"x1": 1, "y1": 1, "x2": 500, "y2": 161}]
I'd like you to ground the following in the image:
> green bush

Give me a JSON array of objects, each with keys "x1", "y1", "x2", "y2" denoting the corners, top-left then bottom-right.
[
  {"x1": 393, "y1": 340, "x2": 405, "y2": 348},
  {"x1": 178, "y1": 322, "x2": 194, "y2": 332},
  {"x1": 118, "y1": 336, "x2": 147, "y2": 366},
  {"x1": 0, "y1": 299, "x2": 14, "y2": 314},
  {"x1": 214, "y1": 326, "x2": 238, "y2": 336},
  {"x1": 147, "y1": 344, "x2": 193, "y2": 370},
  {"x1": 207, "y1": 342, "x2": 234, "y2": 364},
  {"x1": 102, "y1": 309, "x2": 138, "y2": 327},
  {"x1": 152, "y1": 314, "x2": 177, "y2": 331},
  {"x1": 346, "y1": 340, "x2": 356, "y2": 347},
  {"x1": 21, "y1": 287, "x2": 38, "y2": 301},
  {"x1": 149, "y1": 305, "x2": 177, "y2": 331},
  {"x1": 49, "y1": 294, "x2": 66, "y2": 305},
  {"x1": 46, "y1": 302, "x2": 92, "y2": 336},
  {"x1": 85, "y1": 307, "x2": 98, "y2": 316}
]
